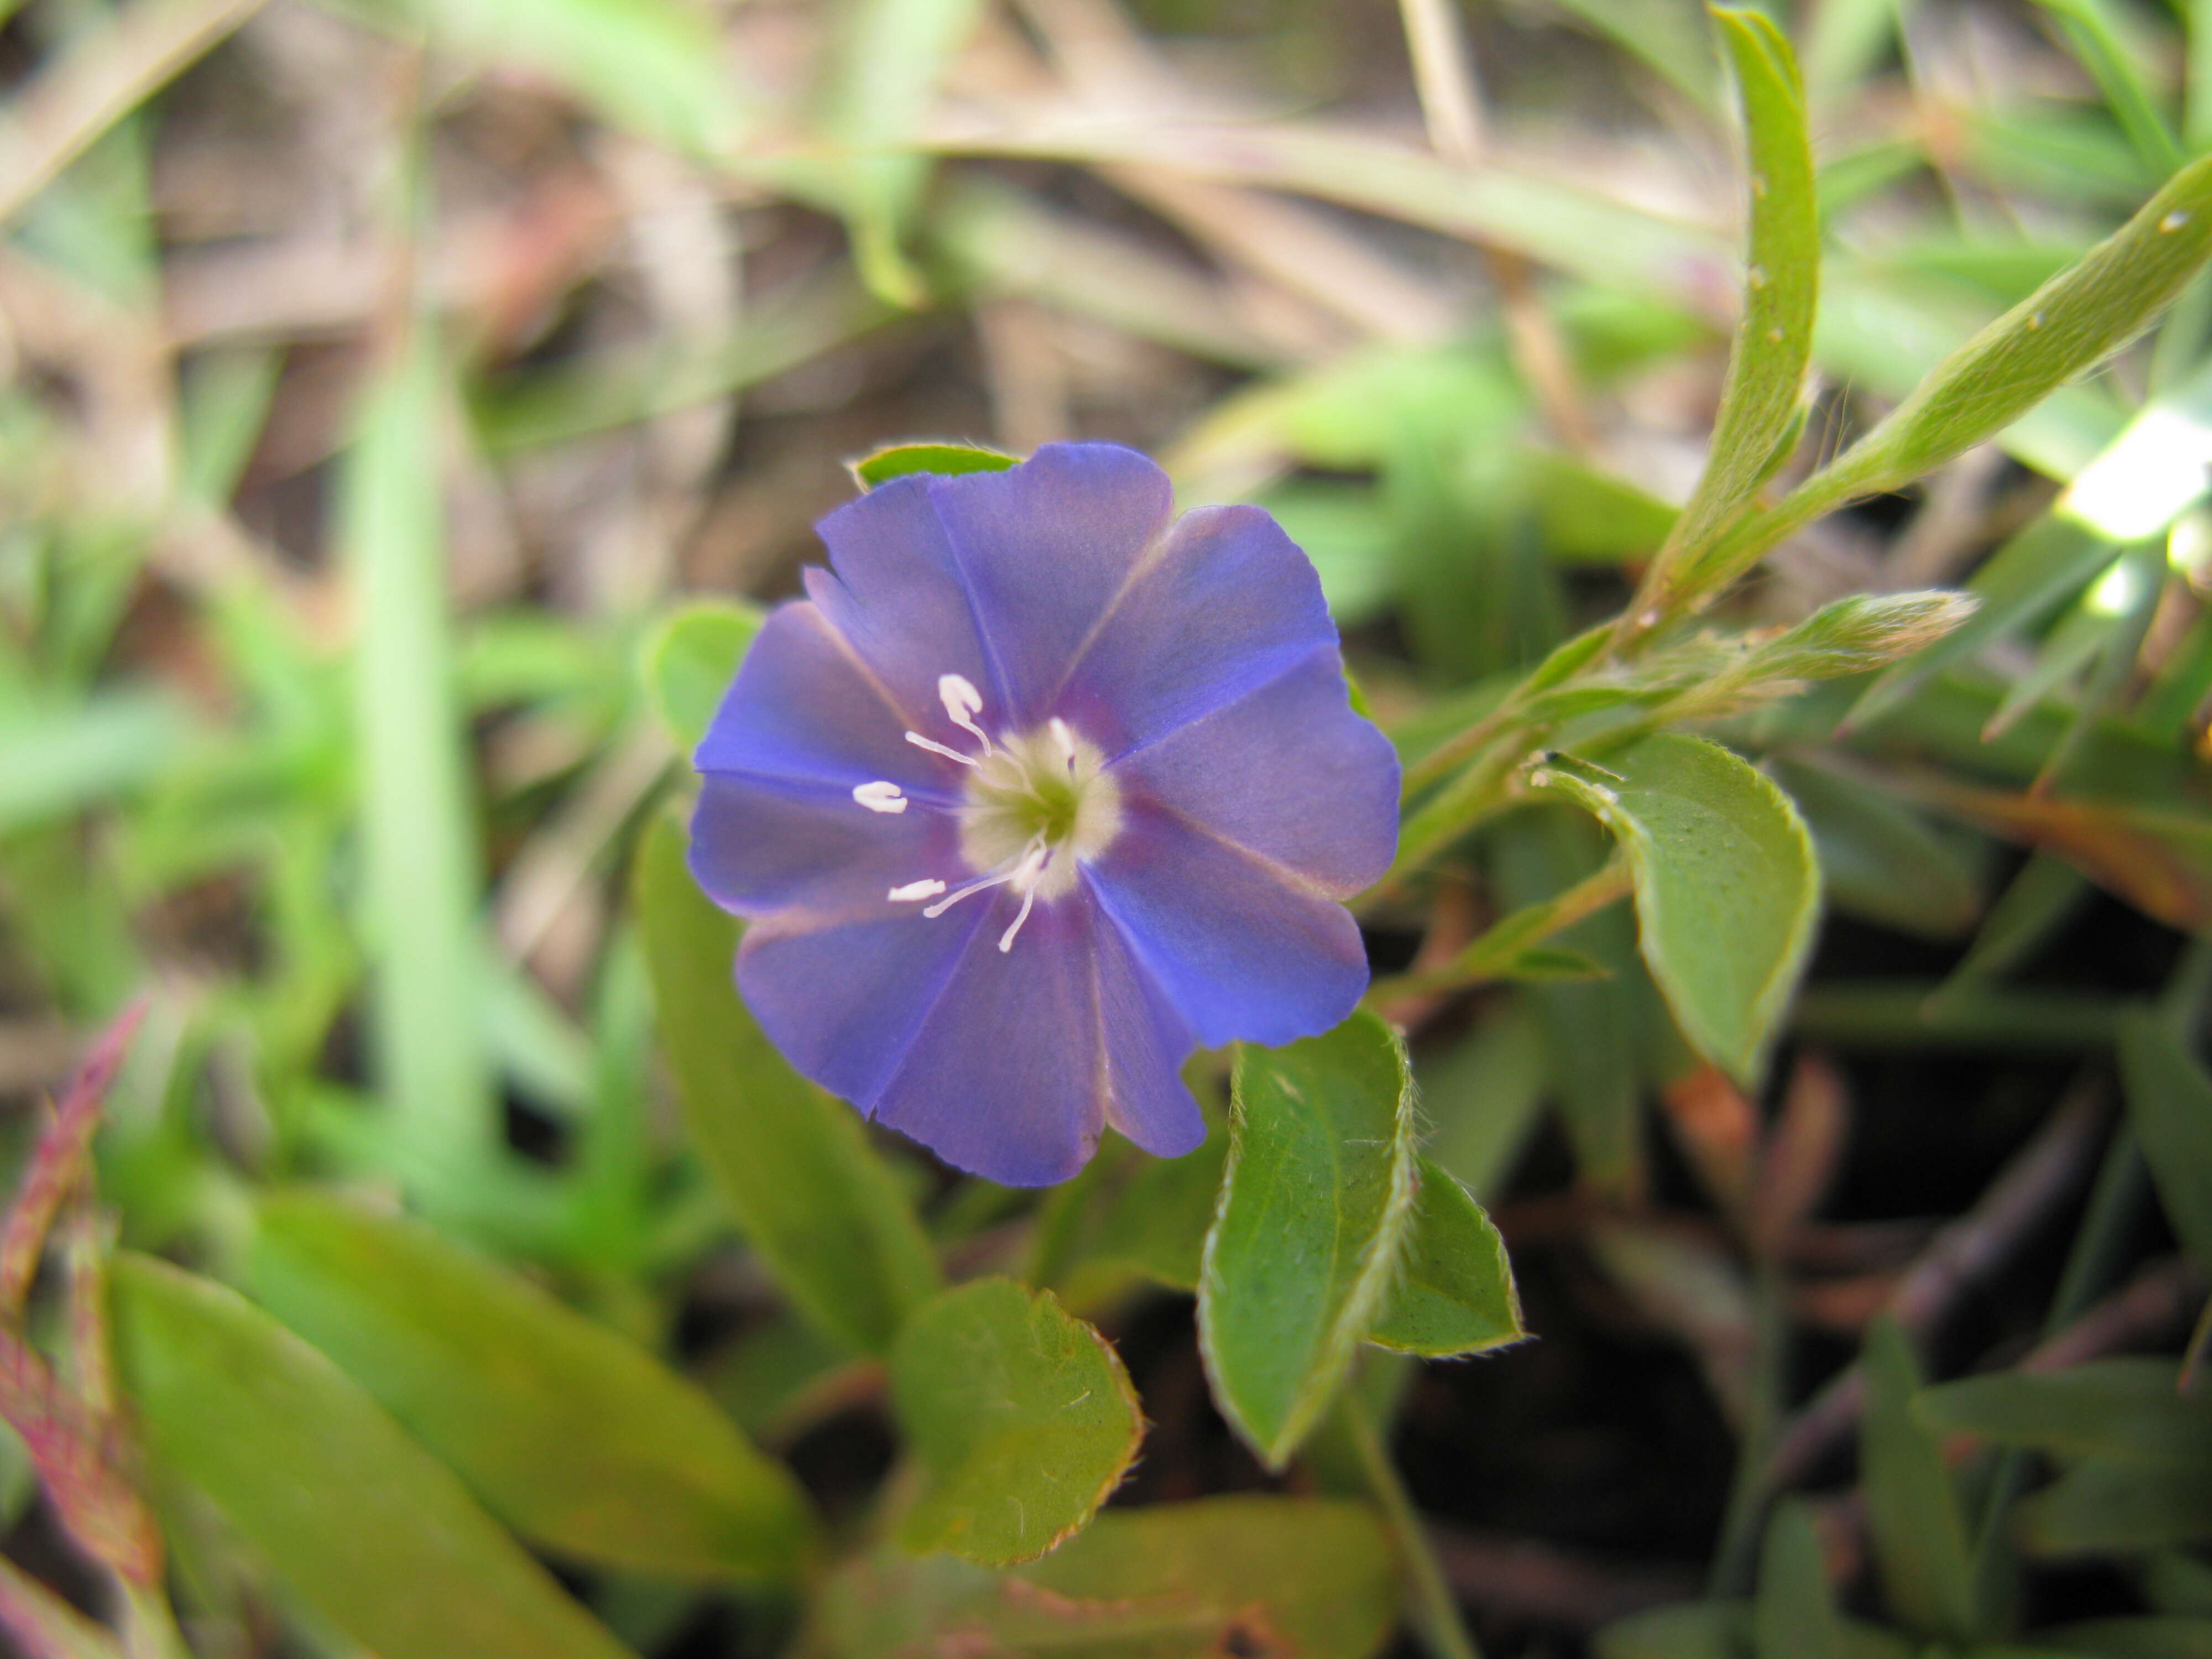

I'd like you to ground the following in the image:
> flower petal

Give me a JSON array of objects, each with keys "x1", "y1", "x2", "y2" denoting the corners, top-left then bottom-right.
[
  {"x1": 1056, "y1": 502, "x2": 1336, "y2": 757},
  {"x1": 1110, "y1": 647, "x2": 1399, "y2": 899},
  {"x1": 807, "y1": 474, "x2": 1003, "y2": 734},
  {"x1": 1087, "y1": 893, "x2": 1206, "y2": 1159},
  {"x1": 863, "y1": 896, "x2": 1112, "y2": 1185},
  {"x1": 688, "y1": 773, "x2": 963, "y2": 920},
  {"x1": 736, "y1": 904, "x2": 990, "y2": 1114},
  {"x1": 695, "y1": 601, "x2": 945, "y2": 795},
  {"x1": 1085, "y1": 799, "x2": 1371, "y2": 1050},
  {"x1": 923, "y1": 444, "x2": 1174, "y2": 727}
]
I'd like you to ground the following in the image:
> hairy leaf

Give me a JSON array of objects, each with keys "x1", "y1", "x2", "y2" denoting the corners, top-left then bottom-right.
[{"x1": 1366, "y1": 1158, "x2": 1525, "y2": 1358}]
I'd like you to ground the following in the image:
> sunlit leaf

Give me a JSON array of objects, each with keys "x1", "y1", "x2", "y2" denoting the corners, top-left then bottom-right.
[
  {"x1": 847, "y1": 440, "x2": 1020, "y2": 489},
  {"x1": 890, "y1": 1277, "x2": 1141, "y2": 1566},
  {"x1": 1198, "y1": 1011, "x2": 1418, "y2": 1467}
]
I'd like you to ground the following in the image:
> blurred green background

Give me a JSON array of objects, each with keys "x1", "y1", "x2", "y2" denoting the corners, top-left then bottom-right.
[{"x1": 5, "y1": 0, "x2": 2212, "y2": 1655}]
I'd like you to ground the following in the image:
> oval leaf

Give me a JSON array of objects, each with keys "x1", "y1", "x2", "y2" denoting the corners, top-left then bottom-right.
[
  {"x1": 1366, "y1": 1157, "x2": 1525, "y2": 1357},
  {"x1": 635, "y1": 815, "x2": 942, "y2": 1355},
  {"x1": 643, "y1": 599, "x2": 763, "y2": 752},
  {"x1": 810, "y1": 1496, "x2": 1398, "y2": 1659},
  {"x1": 890, "y1": 1277, "x2": 1142, "y2": 1566},
  {"x1": 1198, "y1": 1010, "x2": 1418, "y2": 1468},
  {"x1": 109, "y1": 1254, "x2": 637, "y2": 1659},
  {"x1": 246, "y1": 1192, "x2": 815, "y2": 1583},
  {"x1": 848, "y1": 441, "x2": 1021, "y2": 490},
  {"x1": 1535, "y1": 734, "x2": 1819, "y2": 1084}
]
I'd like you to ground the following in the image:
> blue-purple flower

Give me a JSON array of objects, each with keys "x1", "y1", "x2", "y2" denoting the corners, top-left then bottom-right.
[{"x1": 687, "y1": 443, "x2": 1399, "y2": 1186}]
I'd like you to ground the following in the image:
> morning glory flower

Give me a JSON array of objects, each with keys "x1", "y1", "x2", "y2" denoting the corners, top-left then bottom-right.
[{"x1": 687, "y1": 443, "x2": 1399, "y2": 1186}]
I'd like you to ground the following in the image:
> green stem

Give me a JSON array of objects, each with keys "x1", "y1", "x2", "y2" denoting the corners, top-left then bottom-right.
[
  {"x1": 1340, "y1": 1396, "x2": 1483, "y2": 1659},
  {"x1": 1709, "y1": 1256, "x2": 1788, "y2": 1597},
  {"x1": 1369, "y1": 854, "x2": 1632, "y2": 1003}
]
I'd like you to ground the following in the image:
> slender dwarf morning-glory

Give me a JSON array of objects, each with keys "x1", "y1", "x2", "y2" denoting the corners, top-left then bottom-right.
[{"x1": 687, "y1": 443, "x2": 1399, "y2": 1186}]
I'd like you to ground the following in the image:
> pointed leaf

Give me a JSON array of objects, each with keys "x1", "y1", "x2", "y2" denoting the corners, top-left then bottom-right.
[
  {"x1": 1802, "y1": 155, "x2": 2212, "y2": 503},
  {"x1": 1198, "y1": 1011, "x2": 1418, "y2": 1467},
  {"x1": 1861, "y1": 1316, "x2": 1978, "y2": 1642},
  {"x1": 246, "y1": 1192, "x2": 815, "y2": 1583},
  {"x1": 2020, "y1": 1458, "x2": 2212, "y2": 1554},
  {"x1": 1917, "y1": 1358, "x2": 2212, "y2": 1471},
  {"x1": 635, "y1": 816, "x2": 942, "y2": 1354},
  {"x1": 810, "y1": 1496, "x2": 1398, "y2": 1659},
  {"x1": 1651, "y1": 6, "x2": 1818, "y2": 601},
  {"x1": 1367, "y1": 1158, "x2": 1525, "y2": 1357},
  {"x1": 109, "y1": 1254, "x2": 637, "y2": 1659},
  {"x1": 1755, "y1": 1500, "x2": 1844, "y2": 1659},
  {"x1": 1535, "y1": 734, "x2": 1819, "y2": 1083},
  {"x1": 2118, "y1": 1009, "x2": 2212, "y2": 1272},
  {"x1": 889, "y1": 1277, "x2": 1141, "y2": 1566}
]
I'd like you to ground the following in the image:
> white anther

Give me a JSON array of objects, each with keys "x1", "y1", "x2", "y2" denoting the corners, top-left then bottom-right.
[
  {"x1": 905, "y1": 731, "x2": 978, "y2": 766},
  {"x1": 853, "y1": 781, "x2": 909, "y2": 814},
  {"x1": 1049, "y1": 717, "x2": 1078, "y2": 773},
  {"x1": 888, "y1": 878, "x2": 947, "y2": 902},
  {"x1": 937, "y1": 673, "x2": 994, "y2": 753}
]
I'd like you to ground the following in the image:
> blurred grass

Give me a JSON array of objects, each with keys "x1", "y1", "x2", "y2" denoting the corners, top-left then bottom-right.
[{"x1": 3, "y1": 0, "x2": 2212, "y2": 1653}]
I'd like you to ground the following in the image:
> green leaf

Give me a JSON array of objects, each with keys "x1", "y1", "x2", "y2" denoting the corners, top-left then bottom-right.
[
  {"x1": 1755, "y1": 1500, "x2": 1844, "y2": 1659},
  {"x1": 889, "y1": 1277, "x2": 1142, "y2": 1566},
  {"x1": 1797, "y1": 155, "x2": 2212, "y2": 507},
  {"x1": 847, "y1": 441, "x2": 1020, "y2": 489},
  {"x1": 343, "y1": 330, "x2": 497, "y2": 1205},
  {"x1": 1534, "y1": 734, "x2": 1819, "y2": 1083},
  {"x1": 634, "y1": 816, "x2": 942, "y2": 1354},
  {"x1": 821, "y1": 0, "x2": 988, "y2": 304},
  {"x1": 1861, "y1": 1316, "x2": 1979, "y2": 1643},
  {"x1": 0, "y1": 692, "x2": 189, "y2": 836},
  {"x1": 641, "y1": 599, "x2": 763, "y2": 752},
  {"x1": 1776, "y1": 760, "x2": 1985, "y2": 941},
  {"x1": 1366, "y1": 1157, "x2": 1525, "y2": 1357},
  {"x1": 2117, "y1": 1009, "x2": 2212, "y2": 1273},
  {"x1": 2019, "y1": 1457, "x2": 2212, "y2": 1554},
  {"x1": 807, "y1": 1496, "x2": 1399, "y2": 1659},
  {"x1": 1417, "y1": 996, "x2": 1548, "y2": 1200},
  {"x1": 246, "y1": 1191, "x2": 815, "y2": 1583},
  {"x1": 1647, "y1": 6, "x2": 1818, "y2": 604},
  {"x1": 1198, "y1": 1010, "x2": 1418, "y2": 1468},
  {"x1": 109, "y1": 1254, "x2": 637, "y2": 1659},
  {"x1": 349, "y1": 0, "x2": 740, "y2": 156},
  {"x1": 2037, "y1": 1616, "x2": 2212, "y2": 1658},
  {"x1": 1595, "y1": 1601, "x2": 1749, "y2": 1659},
  {"x1": 1034, "y1": 1128, "x2": 1230, "y2": 1297},
  {"x1": 1917, "y1": 1358, "x2": 2212, "y2": 1471}
]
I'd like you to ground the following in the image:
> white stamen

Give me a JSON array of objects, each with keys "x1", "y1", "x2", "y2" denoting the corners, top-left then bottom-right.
[
  {"x1": 921, "y1": 837, "x2": 1047, "y2": 919},
  {"x1": 852, "y1": 781, "x2": 908, "y2": 813},
  {"x1": 922, "y1": 868, "x2": 1016, "y2": 917},
  {"x1": 999, "y1": 886, "x2": 1040, "y2": 951},
  {"x1": 905, "y1": 731, "x2": 977, "y2": 766},
  {"x1": 937, "y1": 673, "x2": 994, "y2": 753},
  {"x1": 1049, "y1": 717, "x2": 1078, "y2": 773},
  {"x1": 888, "y1": 879, "x2": 947, "y2": 902}
]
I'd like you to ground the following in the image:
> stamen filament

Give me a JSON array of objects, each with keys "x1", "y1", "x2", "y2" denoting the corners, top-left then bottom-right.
[
  {"x1": 1049, "y1": 717, "x2": 1078, "y2": 773},
  {"x1": 938, "y1": 674, "x2": 995, "y2": 754},
  {"x1": 905, "y1": 731, "x2": 977, "y2": 766}
]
